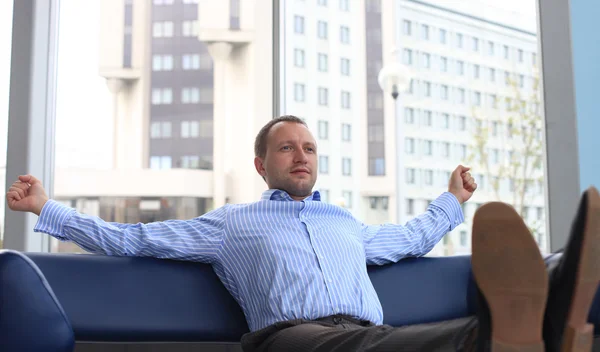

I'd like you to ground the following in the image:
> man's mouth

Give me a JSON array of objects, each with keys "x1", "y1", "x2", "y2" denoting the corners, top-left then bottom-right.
[{"x1": 291, "y1": 169, "x2": 310, "y2": 174}]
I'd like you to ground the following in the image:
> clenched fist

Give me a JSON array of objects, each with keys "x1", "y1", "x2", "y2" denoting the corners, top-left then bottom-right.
[
  {"x1": 448, "y1": 165, "x2": 477, "y2": 204},
  {"x1": 6, "y1": 175, "x2": 49, "y2": 216}
]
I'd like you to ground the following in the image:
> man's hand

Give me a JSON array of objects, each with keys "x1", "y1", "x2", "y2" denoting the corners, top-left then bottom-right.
[
  {"x1": 6, "y1": 175, "x2": 49, "y2": 216},
  {"x1": 448, "y1": 165, "x2": 477, "y2": 204}
]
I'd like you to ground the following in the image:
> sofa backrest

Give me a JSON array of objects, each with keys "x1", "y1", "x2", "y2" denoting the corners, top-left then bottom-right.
[{"x1": 25, "y1": 252, "x2": 478, "y2": 343}]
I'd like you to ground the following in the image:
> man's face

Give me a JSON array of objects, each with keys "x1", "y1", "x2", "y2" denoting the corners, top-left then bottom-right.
[{"x1": 254, "y1": 122, "x2": 318, "y2": 200}]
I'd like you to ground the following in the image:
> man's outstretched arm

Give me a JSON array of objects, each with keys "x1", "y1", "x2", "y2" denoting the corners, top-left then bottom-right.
[
  {"x1": 361, "y1": 165, "x2": 477, "y2": 265},
  {"x1": 6, "y1": 175, "x2": 226, "y2": 263}
]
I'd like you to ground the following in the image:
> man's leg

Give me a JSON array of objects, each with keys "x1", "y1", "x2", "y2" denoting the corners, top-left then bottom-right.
[{"x1": 242, "y1": 315, "x2": 477, "y2": 352}]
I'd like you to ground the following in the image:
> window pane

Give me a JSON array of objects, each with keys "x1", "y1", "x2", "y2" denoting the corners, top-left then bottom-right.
[
  {"x1": 49, "y1": 0, "x2": 242, "y2": 252},
  {"x1": 0, "y1": 0, "x2": 13, "y2": 247}
]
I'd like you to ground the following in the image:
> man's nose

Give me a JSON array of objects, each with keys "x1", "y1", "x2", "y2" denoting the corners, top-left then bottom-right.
[{"x1": 294, "y1": 149, "x2": 308, "y2": 163}]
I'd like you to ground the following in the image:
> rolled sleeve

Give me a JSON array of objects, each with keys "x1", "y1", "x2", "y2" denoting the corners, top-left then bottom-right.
[
  {"x1": 430, "y1": 192, "x2": 464, "y2": 232},
  {"x1": 34, "y1": 200, "x2": 76, "y2": 240}
]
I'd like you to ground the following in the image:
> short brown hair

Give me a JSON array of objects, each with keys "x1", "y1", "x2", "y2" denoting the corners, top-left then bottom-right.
[{"x1": 254, "y1": 115, "x2": 307, "y2": 158}]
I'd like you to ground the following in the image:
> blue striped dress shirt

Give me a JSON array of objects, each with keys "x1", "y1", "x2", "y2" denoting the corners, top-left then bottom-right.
[{"x1": 34, "y1": 189, "x2": 464, "y2": 332}]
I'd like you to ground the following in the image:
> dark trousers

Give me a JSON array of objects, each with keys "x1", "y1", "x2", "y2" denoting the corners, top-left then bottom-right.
[{"x1": 241, "y1": 314, "x2": 478, "y2": 352}]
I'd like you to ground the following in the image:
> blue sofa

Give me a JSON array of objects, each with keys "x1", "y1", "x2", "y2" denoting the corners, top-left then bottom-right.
[{"x1": 1, "y1": 249, "x2": 599, "y2": 351}]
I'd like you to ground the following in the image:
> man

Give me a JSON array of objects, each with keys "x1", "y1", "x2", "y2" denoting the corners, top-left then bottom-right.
[{"x1": 6, "y1": 115, "x2": 600, "y2": 351}]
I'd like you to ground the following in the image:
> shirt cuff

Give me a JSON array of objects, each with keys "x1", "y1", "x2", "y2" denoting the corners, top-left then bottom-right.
[
  {"x1": 429, "y1": 192, "x2": 465, "y2": 231},
  {"x1": 33, "y1": 200, "x2": 76, "y2": 240}
]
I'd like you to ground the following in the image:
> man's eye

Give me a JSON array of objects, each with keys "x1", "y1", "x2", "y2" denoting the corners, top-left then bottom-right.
[
  {"x1": 306, "y1": 147, "x2": 315, "y2": 153},
  {"x1": 281, "y1": 146, "x2": 291, "y2": 151}
]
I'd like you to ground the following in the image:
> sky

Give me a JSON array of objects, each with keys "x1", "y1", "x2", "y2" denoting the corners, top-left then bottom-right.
[{"x1": 0, "y1": 0, "x2": 539, "y2": 172}]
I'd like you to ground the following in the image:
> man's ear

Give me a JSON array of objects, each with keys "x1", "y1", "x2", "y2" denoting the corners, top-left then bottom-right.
[{"x1": 254, "y1": 157, "x2": 267, "y2": 178}]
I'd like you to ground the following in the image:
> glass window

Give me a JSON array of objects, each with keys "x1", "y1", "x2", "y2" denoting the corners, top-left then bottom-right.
[
  {"x1": 339, "y1": 0, "x2": 350, "y2": 11},
  {"x1": 423, "y1": 140, "x2": 432, "y2": 155},
  {"x1": 405, "y1": 169, "x2": 415, "y2": 184},
  {"x1": 421, "y1": 24, "x2": 429, "y2": 40},
  {"x1": 341, "y1": 123, "x2": 351, "y2": 141},
  {"x1": 181, "y1": 20, "x2": 198, "y2": 37},
  {"x1": 341, "y1": 58, "x2": 350, "y2": 75},
  {"x1": 341, "y1": 91, "x2": 351, "y2": 109},
  {"x1": 318, "y1": 120, "x2": 329, "y2": 139},
  {"x1": 318, "y1": 53, "x2": 328, "y2": 71},
  {"x1": 423, "y1": 110, "x2": 432, "y2": 126},
  {"x1": 294, "y1": 83, "x2": 305, "y2": 102},
  {"x1": 439, "y1": 29, "x2": 447, "y2": 44},
  {"x1": 294, "y1": 15, "x2": 304, "y2": 34},
  {"x1": 340, "y1": 26, "x2": 350, "y2": 43},
  {"x1": 403, "y1": 20, "x2": 411, "y2": 35},
  {"x1": 342, "y1": 158, "x2": 352, "y2": 176},
  {"x1": 318, "y1": 87, "x2": 329, "y2": 105},
  {"x1": 319, "y1": 155, "x2": 329, "y2": 174},
  {"x1": 317, "y1": 21, "x2": 328, "y2": 39},
  {"x1": 403, "y1": 49, "x2": 413, "y2": 65},
  {"x1": 405, "y1": 138, "x2": 415, "y2": 154},
  {"x1": 440, "y1": 57, "x2": 448, "y2": 72},
  {"x1": 294, "y1": 49, "x2": 305, "y2": 67},
  {"x1": 405, "y1": 108, "x2": 414, "y2": 124},
  {"x1": 422, "y1": 53, "x2": 431, "y2": 69},
  {"x1": 474, "y1": 64, "x2": 480, "y2": 79}
]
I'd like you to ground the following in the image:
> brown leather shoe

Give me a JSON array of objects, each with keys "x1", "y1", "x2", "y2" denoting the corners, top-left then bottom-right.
[
  {"x1": 472, "y1": 202, "x2": 548, "y2": 352},
  {"x1": 543, "y1": 186, "x2": 600, "y2": 352}
]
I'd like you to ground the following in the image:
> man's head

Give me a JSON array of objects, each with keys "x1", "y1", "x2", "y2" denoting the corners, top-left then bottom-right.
[{"x1": 254, "y1": 115, "x2": 318, "y2": 200}]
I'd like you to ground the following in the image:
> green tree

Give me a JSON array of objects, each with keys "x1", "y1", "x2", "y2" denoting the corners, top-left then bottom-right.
[{"x1": 467, "y1": 68, "x2": 545, "y2": 237}]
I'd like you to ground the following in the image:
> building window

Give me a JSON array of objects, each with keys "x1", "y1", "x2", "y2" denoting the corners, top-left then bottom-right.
[
  {"x1": 182, "y1": 20, "x2": 198, "y2": 37},
  {"x1": 403, "y1": 49, "x2": 413, "y2": 65},
  {"x1": 150, "y1": 121, "x2": 172, "y2": 139},
  {"x1": 457, "y1": 60, "x2": 464, "y2": 75},
  {"x1": 318, "y1": 120, "x2": 329, "y2": 139},
  {"x1": 318, "y1": 0, "x2": 327, "y2": 6},
  {"x1": 489, "y1": 68, "x2": 496, "y2": 82},
  {"x1": 421, "y1": 24, "x2": 429, "y2": 40},
  {"x1": 151, "y1": 88, "x2": 173, "y2": 105},
  {"x1": 369, "y1": 157, "x2": 385, "y2": 176},
  {"x1": 342, "y1": 158, "x2": 352, "y2": 176},
  {"x1": 458, "y1": 88, "x2": 466, "y2": 104},
  {"x1": 181, "y1": 121, "x2": 200, "y2": 138},
  {"x1": 474, "y1": 91, "x2": 481, "y2": 106},
  {"x1": 342, "y1": 191, "x2": 353, "y2": 208},
  {"x1": 342, "y1": 123, "x2": 351, "y2": 141},
  {"x1": 474, "y1": 64, "x2": 480, "y2": 79},
  {"x1": 182, "y1": 54, "x2": 211, "y2": 70},
  {"x1": 318, "y1": 87, "x2": 329, "y2": 106},
  {"x1": 152, "y1": 55, "x2": 173, "y2": 71},
  {"x1": 460, "y1": 144, "x2": 467, "y2": 159},
  {"x1": 180, "y1": 156, "x2": 200, "y2": 169},
  {"x1": 341, "y1": 58, "x2": 350, "y2": 75},
  {"x1": 368, "y1": 124, "x2": 384, "y2": 142},
  {"x1": 439, "y1": 29, "x2": 447, "y2": 44},
  {"x1": 472, "y1": 37, "x2": 479, "y2": 51},
  {"x1": 181, "y1": 87, "x2": 201, "y2": 104},
  {"x1": 442, "y1": 142, "x2": 450, "y2": 157},
  {"x1": 150, "y1": 156, "x2": 172, "y2": 169},
  {"x1": 318, "y1": 53, "x2": 328, "y2": 72},
  {"x1": 519, "y1": 74, "x2": 525, "y2": 88},
  {"x1": 456, "y1": 33, "x2": 463, "y2": 48},
  {"x1": 294, "y1": 83, "x2": 305, "y2": 102},
  {"x1": 532, "y1": 52, "x2": 538, "y2": 66},
  {"x1": 319, "y1": 155, "x2": 329, "y2": 174},
  {"x1": 424, "y1": 170, "x2": 433, "y2": 185},
  {"x1": 423, "y1": 110, "x2": 432, "y2": 126},
  {"x1": 317, "y1": 21, "x2": 328, "y2": 39},
  {"x1": 405, "y1": 138, "x2": 415, "y2": 154},
  {"x1": 423, "y1": 81, "x2": 431, "y2": 97},
  {"x1": 422, "y1": 53, "x2": 431, "y2": 69},
  {"x1": 341, "y1": 91, "x2": 351, "y2": 109},
  {"x1": 504, "y1": 45, "x2": 510, "y2": 59},
  {"x1": 320, "y1": 189, "x2": 330, "y2": 203},
  {"x1": 518, "y1": 49, "x2": 524, "y2": 62},
  {"x1": 340, "y1": 26, "x2": 350, "y2": 43},
  {"x1": 403, "y1": 20, "x2": 411, "y2": 35},
  {"x1": 460, "y1": 231, "x2": 467, "y2": 246},
  {"x1": 441, "y1": 85, "x2": 449, "y2": 100},
  {"x1": 294, "y1": 49, "x2": 305, "y2": 67},
  {"x1": 423, "y1": 140, "x2": 432, "y2": 155},
  {"x1": 368, "y1": 93, "x2": 383, "y2": 109},
  {"x1": 440, "y1": 57, "x2": 448, "y2": 72},
  {"x1": 459, "y1": 116, "x2": 466, "y2": 131},
  {"x1": 406, "y1": 168, "x2": 416, "y2": 184},
  {"x1": 152, "y1": 21, "x2": 174, "y2": 37},
  {"x1": 442, "y1": 113, "x2": 450, "y2": 129},
  {"x1": 406, "y1": 199, "x2": 414, "y2": 215},
  {"x1": 488, "y1": 42, "x2": 495, "y2": 55},
  {"x1": 294, "y1": 16, "x2": 305, "y2": 34},
  {"x1": 405, "y1": 107, "x2": 414, "y2": 124},
  {"x1": 339, "y1": 0, "x2": 350, "y2": 11}
]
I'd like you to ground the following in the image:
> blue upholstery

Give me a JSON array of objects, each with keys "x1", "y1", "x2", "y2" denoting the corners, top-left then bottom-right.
[
  {"x1": 0, "y1": 250, "x2": 75, "y2": 352},
  {"x1": 7, "y1": 251, "x2": 599, "y2": 350},
  {"x1": 13, "y1": 253, "x2": 477, "y2": 345}
]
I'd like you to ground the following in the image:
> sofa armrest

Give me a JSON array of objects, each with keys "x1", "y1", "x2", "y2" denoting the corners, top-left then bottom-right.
[{"x1": 0, "y1": 250, "x2": 75, "y2": 351}]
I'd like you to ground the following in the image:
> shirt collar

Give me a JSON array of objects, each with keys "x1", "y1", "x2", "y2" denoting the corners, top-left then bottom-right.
[{"x1": 261, "y1": 189, "x2": 321, "y2": 202}]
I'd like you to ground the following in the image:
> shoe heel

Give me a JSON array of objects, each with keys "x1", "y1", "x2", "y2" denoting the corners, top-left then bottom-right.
[
  {"x1": 560, "y1": 324, "x2": 594, "y2": 352},
  {"x1": 492, "y1": 339, "x2": 545, "y2": 352}
]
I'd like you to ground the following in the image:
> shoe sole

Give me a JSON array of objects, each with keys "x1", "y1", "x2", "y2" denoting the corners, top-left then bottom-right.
[
  {"x1": 472, "y1": 202, "x2": 547, "y2": 352},
  {"x1": 561, "y1": 187, "x2": 600, "y2": 352}
]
